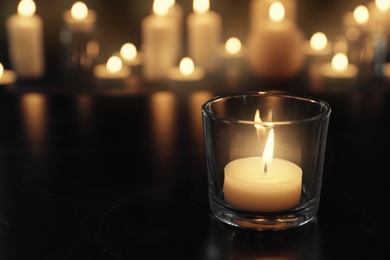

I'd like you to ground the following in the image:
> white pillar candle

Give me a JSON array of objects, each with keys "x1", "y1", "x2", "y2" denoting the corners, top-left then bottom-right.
[
  {"x1": 368, "y1": 0, "x2": 390, "y2": 33},
  {"x1": 142, "y1": 0, "x2": 180, "y2": 81},
  {"x1": 187, "y1": 0, "x2": 222, "y2": 72},
  {"x1": 246, "y1": 1, "x2": 305, "y2": 79},
  {"x1": 224, "y1": 129, "x2": 302, "y2": 213},
  {"x1": 6, "y1": 0, "x2": 45, "y2": 79}
]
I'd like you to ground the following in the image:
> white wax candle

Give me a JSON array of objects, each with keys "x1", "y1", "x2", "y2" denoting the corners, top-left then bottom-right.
[
  {"x1": 63, "y1": 1, "x2": 97, "y2": 33},
  {"x1": 246, "y1": 1, "x2": 305, "y2": 79},
  {"x1": 6, "y1": 0, "x2": 45, "y2": 79},
  {"x1": 187, "y1": 0, "x2": 222, "y2": 72},
  {"x1": 319, "y1": 52, "x2": 359, "y2": 79},
  {"x1": 224, "y1": 157, "x2": 302, "y2": 212},
  {"x1": 217, "y1": 37, "x2": 247, "y2": 59},
  {"x1": 302, "y1": 32, "x2": 333, "y2": 58},
  {"x1": 94, "y1": 55, "x2": 131, "y2": 80},
  {"x1": 119, "y1": 42, "x2": 143, "y2": 67},
  {"x1": 0, "y1": 63, "x2": 17, "y2": 85},
  {"x1": 167, "y1": 57, "x2": 205, "y2": 81},
  {"x1": 142, "y1": 0, "x2": 181, "y2": 81}
]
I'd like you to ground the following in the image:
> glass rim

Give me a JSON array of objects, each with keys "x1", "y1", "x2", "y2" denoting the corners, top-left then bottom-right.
[{"x1": 201, "y1": 91, "x2": 332, "y2": 126}]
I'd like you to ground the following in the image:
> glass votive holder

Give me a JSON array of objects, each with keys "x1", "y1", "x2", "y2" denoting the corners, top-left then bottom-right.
[{"x1": 201, "y1": 91, "x2": 331, "y2": 231}]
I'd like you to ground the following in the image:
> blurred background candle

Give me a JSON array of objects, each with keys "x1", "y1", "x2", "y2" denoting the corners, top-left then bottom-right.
[
  {"x1": 62, "y1": 1, "x2": 97, "y2": 33},
  {"x1": 93, "y1": 55, "x2": 131, "y2": 80},
  {"x1": 246, "y1": 1, "x2": 305, "y2": 80},
  {"x1": 60, "y1": 1, "x2": 99, "y2": 72},
  {"x1": 187, "y1": 0, "x2": 222, "y2": 73},
  {"x1": 250, "y1": 0, "x2": 297, "y2": 30},
  {"x1": 0, "y1": 62, "x2": 17, "y2": 85},
  {"x1": 6, "y1": 0, "x2": 45, "y2": 79},
  {"x1": 368, "y1": 0, "x2": 390, "y2": 58},
  {"x1": 302, "y1": 32, "x2": 332, "y2": 59},
  {"x1": 218, "y1": 37, "x2": 247, "y2": 59},
  {"x1": 119, "y1": 42, "x2": 142, "y2": 67},
  {"x1": 167, "y1": 56, "x2": 205, "y2": 82},
  {"x1": 319, "y1": 52, "x2": 358, "y2": 79},
  {"x1": 142, "y1": 0, "x2": 180, "y2": 81}
]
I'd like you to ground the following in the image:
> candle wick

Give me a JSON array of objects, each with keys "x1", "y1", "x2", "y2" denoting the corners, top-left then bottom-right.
[{"x1": 264, "y1": 163, "x2": 268, "y2": 174}]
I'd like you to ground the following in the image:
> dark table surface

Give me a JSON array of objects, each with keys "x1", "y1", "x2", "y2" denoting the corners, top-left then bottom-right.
[{"x1": 0, "y1": 58, "x2": 390, "y2": 260}]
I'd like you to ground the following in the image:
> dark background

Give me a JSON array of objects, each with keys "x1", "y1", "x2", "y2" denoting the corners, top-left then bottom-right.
[{"x1": 0, "y1": 0, "x2": 368, "y2": 77}]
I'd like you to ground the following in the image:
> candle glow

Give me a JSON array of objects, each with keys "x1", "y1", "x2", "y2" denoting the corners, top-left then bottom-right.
[
  {"x1": 310, "y1": 32, "x2": 327, "y2": 51},
  {"x1": 179, "y1": 57, "x2": 195, "y2": 76},
  {"x1": 71, "y1": 2, "x2": 88, "y2": 20},
  {"x1": 193, "y1": 0, "x2": 210, "y2": 14},
  {"x1": 0, "y1": 63, "x2": 3, "y2": 78},
  {"x1": 375, "y1": 0, "x2": 390, "y2": 11},
  {"x1": 225, "y1": 37, "x2": 242, "y2": 55},
  {"x1": 120, "y1": 43, "x2": 137, "y2": 62},
  {"x1": 269, "y1": 1, "x2": 285, "y2": 22},
  {"x1": 331, "y1": 53, "x2": 348, "y2": 72},
  {"x1": 106, "y1": 56, "x2": 123, "y2": 74},
  {"x1": 18, "y1": 0, "x2": 36, "y2": 17},
  {"x1": 153, "y1": 0, "x2": 170, "y2": 16},
  {"x1": 353, "y1": 5, "x2": 369, "y2": 24}
]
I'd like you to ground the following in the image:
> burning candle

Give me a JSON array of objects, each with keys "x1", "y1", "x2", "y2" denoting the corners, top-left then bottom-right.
[
  {"x1": 142, "y1": 0, "x2": 180, "y2": 81},
  {"x1": 246, "y1": 1, "x2": 305, "y2": 79},
  {"x1": 319, "y1": 52, "x2": 359, "y2": 79},
  {"x1": 0, "y1": 63, "x2": 17, "y2": 85},
  {"x1": 167, "y1": 57, "x2": 205, "y2": 82},
  {"x1": 302, "y1": 32, "x2": 332, "y2": 58},
  {"x1": 62, "y1": 1, "x2": 97, "y2": 32},
  {"x1": 218, "y1": 37, "x2": 247, "y2": 59},
  {"x1": 119, "y1": 42, "x2": 142, "y2": 67},
  {"x1": 93, "y1": 55, "x2": 131, "y2": 80},
  {"x1": 187, "y1": 0, "x2": 222, "y2": 72},
  {"x1": 368, "y1": 0, "x2": 390, "y2": 28},
  {"x1": 224, "y1": 123, "x2": 302, "y2": 213},
  {"x1": 6, "y1": 0, "x2": 45, "y2": 79},
  {"x1": 250, "y1": 0, "x2": 297, "y2": 30}
]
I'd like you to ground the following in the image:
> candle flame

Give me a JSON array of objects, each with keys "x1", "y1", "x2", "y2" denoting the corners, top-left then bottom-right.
[
  {"x1": 153, "y1": 0, "x2": 170, "y2": 16},
  {"x1": 167, "y1": 0, "x2": 175, "y2": 8},
  {"x1": 310, "y1": 32, "x2": 328, "y2": 51},
  {"x1": 263, "y1": 129, "x2": 274, "y2": 173},
  {"x1": 71, "y1": 2, "x2": 88, "y2": 20},
  {"x1": 18, "y1": 0, "x2": 36, "y2": 17},
  {"x1": 254, "y1": 109, "x2": 264, "y2": 140},
  {"x1": 0, "y1": 63, "x2": 3, "y2": 78},
  {"x1": 225, "y1": 37, "x2": 242, "y2": 55},
  {"x1": 331, "y1": 53, "x2": 348, "y2": 72},
  {"x1": 179, "y1": 57, "x2": 195, "y2": 75},
  {"x1": 106, "y1": 56, "x2": 123, "y2": 74},
  {"x1": 376, "y1": 0, "x2": 390, "y2": 11},
  {"x1": 120, "y1": 43, "x2": 137, "y2": 62},
  {"x1": 269, "y1": 1, "x2": 285, "y2": 22},
  {"x1": 353, "y1": 5, "x2": 369, "y2": 25},
  {"x1": 193, "y1": 0, "x2": 210, "y2": 14}
]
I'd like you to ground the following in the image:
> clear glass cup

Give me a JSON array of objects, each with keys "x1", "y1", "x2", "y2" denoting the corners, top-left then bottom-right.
[{"x1": 202, "y1": 91, "x2": 331, "y2": 231}]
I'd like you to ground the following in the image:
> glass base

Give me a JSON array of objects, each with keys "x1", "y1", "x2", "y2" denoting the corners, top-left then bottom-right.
[{"x1": 210, "y1": 197, "x2": 318, "y2": 231}]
